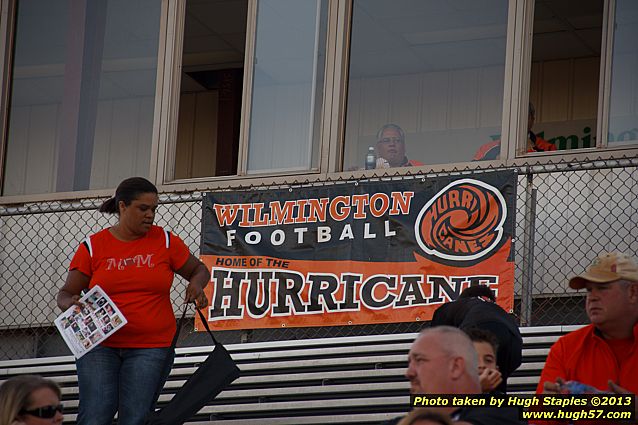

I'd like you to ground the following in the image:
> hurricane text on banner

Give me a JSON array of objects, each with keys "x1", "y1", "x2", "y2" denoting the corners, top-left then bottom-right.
[{"x1": 197, "y1": 171, "x2": 516, "y2": 330}]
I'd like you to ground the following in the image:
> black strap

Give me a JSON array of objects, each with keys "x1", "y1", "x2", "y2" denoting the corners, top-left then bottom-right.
[
  {"x1": 170, "y1": 303, "x2": 217, "y2": 350},
  {"x1": 194, "y1": 304, "x2": 218, "y2": 345}
]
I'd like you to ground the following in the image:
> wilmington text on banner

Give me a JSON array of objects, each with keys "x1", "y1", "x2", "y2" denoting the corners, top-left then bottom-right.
[{"x1": 197, "y1": 171, "x2": 516, "y2": 330}]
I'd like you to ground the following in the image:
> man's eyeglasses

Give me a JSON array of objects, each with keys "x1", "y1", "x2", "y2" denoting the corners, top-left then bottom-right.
[
  {"x1": 20, "y1": 404, "x2": 64, "y2": 418},
  {"x1": 378, "y1": 137, "x2": 404, "y2": 144}
]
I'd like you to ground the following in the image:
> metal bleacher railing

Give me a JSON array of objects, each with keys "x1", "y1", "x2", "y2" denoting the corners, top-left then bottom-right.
[{"x1": 0, "y1": 325, "x2": 582, "y2": 425}]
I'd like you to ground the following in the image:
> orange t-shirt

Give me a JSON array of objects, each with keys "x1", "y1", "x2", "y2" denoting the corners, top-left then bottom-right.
[
  {"x1": 533, "y1": 324, "x2": 638, "y2": 425},
  {"x1": 69, "y1": 225, "x2": 190, "y2": 348}
]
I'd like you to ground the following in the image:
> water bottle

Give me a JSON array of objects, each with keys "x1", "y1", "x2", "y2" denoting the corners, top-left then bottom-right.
[{"x1": 365, "y1": 146, "x2": 377, "y2": 170}]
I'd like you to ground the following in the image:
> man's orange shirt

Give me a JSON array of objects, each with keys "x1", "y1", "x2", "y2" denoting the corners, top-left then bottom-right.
[
  {"x1": 473, "y1": 132, "x2": 557, "y2": 161},
  {"x1": 536, "y1": 324, "x2": 638, "y2": 394},
  {"x1": 69, "y1": 226, "x2": 190, "y2": 348},
  {"x1": 533, "y1": 323, "x2": 638, "y2": 425}
]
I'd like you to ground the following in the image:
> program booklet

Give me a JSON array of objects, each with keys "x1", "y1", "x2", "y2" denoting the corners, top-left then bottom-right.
[{"x1": 54, "y1": 285, "x2": 127, "y2": 358}]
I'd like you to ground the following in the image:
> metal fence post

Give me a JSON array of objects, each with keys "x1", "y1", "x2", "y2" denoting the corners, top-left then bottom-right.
[{"x1": 520, "y1": 172, "x2": 537, "y2": 326}]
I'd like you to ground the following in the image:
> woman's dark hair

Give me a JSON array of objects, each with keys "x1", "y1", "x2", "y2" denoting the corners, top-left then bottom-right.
[
  {"x1": 98, "y1": 177, "x2": 158, "y2": 214},
  {"x1": 459, "y1": 285, "x2": 496, "y2": 302}
]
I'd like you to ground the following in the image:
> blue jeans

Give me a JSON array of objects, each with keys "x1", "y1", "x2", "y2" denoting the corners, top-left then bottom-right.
[{"x1": 76, "y1": 346, "x2": 174, "y2": 425}]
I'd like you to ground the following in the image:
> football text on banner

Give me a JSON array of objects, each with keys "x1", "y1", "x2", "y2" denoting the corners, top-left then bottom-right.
[{"x1": 197, "y1": 171, "x2": 516, "y2": 330}]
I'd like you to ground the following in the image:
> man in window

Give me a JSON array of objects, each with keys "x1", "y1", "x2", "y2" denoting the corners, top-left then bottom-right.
[
  {"x1": 375, "y1": 124, "x2": 424, "y2": 168},
  {"x1": 473, "y1": 103, "x2": 556, "y2": 161}
]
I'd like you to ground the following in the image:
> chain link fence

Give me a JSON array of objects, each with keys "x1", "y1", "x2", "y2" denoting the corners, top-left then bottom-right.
[{"x1": 0, "y1": 159, "x2": 636, "y2": 360}]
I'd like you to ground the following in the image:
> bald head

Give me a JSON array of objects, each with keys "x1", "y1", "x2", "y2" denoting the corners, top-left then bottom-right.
[
  {"x1": 422, "y1": 326, "x2": 479, "y2": 375},
  {"x1": 406, "y1": 326, "x2": 480, "y2": 395}
]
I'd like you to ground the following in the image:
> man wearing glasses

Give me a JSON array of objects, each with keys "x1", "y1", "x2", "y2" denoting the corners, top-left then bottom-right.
[{"x1": 375, "y1": 124, "x2": 424, "y2": 168}]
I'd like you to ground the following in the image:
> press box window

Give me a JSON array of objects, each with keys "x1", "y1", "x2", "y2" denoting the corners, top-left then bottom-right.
[
  {"x1": 245, "y1": 0, "x2": 327, "y2": 174},
  {"x1": 343, "y1": 0, "x2": 509, "y2": 169},
  {"x1": 171, "y1": 0, "x2": 328, "y2": 180},
  {"x1": 525, "y1": 0, "x2": 603, "y2": 153},
  {"x1": 2, "y1": 0, "x2": 163, "y2": 196},
  {"x1": 173, "y1": 0, "x2": 248, "y2": 179},
  {"x1": 607, "y1": 0, "x2": 638, "y2": 147}
]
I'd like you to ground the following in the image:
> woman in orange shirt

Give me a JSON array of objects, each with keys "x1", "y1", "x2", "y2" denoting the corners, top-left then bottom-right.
[{"x1": 57, "y1": 177, "x2": 210, "y2": 425}]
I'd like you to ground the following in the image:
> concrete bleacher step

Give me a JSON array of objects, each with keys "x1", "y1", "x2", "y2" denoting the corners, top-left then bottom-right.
[{"x1": 0, "y1": 325, "x2": 583, "y2": 424}]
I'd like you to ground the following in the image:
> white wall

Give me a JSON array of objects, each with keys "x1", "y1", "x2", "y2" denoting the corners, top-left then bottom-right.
[
  {"x1": 528, "y1": 168, "x2": 638, "y2": 295},
  {"x1": 175, "y1": 91, "x2": 219, "y2": 179},
  {"x1": 3, "y1": 96, "x2": 154, "y2": 196}
]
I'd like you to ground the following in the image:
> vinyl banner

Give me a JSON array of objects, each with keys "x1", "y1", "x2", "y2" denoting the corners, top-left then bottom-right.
[{"x1": 198, "y1": 171, "x2": 516, "y2": 330}]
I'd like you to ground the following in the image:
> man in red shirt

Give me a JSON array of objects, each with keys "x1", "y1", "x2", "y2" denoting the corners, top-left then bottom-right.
[{"x1": 535, "y1": 252, "x2": 638, "y2": 423}]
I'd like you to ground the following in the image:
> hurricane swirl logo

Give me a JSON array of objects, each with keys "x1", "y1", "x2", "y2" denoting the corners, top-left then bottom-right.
[{"x1": 415, "y1": 179, "x2": 507, "y2": 261}]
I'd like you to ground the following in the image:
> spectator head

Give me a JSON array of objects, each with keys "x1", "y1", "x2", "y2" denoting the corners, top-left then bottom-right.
[
  {"x1": 568, "y1": 252, "x2": 638, "y2": 334},
  {"x1": 99, "y1": 177, "x2": 158, "y2": 215},
  {"x1": 98, "y1": 177, "x2": 159, "y2": 237},
  {"x1": 397, "y1": 408, "x2": 454, "y2": 425},
  {"x1": 405, "y1": 326, "x2": 480, "y2": 395},
  {"x1": 0, "y1": 375, "x2": 63, "y2": 425},
  {"x1": 465, "y1": 328, "x2": 499, "y2": 375},
  {"x1": 376, "y1": 124, "x2": 407, "y2": 167},
  {"x1": 459, "y1": 285, "x2": 496, "y2": 302}
]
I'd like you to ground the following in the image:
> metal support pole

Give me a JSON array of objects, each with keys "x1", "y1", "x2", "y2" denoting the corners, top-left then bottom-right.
[{"x1": 521, "y1": 173, "x2": 537, "y2": 326}]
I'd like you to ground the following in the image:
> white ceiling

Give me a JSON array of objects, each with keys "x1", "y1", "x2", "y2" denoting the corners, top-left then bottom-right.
[
  {"x1": 348, "y1": 0, "x2": 604, "y2": 78},
  {"x1": 182, "y1": 0, "x2": 247, "y2": 67},
  {"x1": 181, "y1": 0, "x2": 247, "y2": 91},
  {"x1": 9, "y1": 0, "x2": 607, "y2": 103},
  {"x1": 179, "y1": 0, "x2": 604, "y2": 83},
  {"x1": 532, "y1": 0, "x2": 603, "y2": 61}
]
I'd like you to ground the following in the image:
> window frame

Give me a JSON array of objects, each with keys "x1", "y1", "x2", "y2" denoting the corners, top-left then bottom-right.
[
  {"x1": 0, "y1": 0, "x2": 171, "y2": 204},
  {"x1": 0, "y1": 0, "x2": 16, "y2": 197},
  {"x1": 165, "y1": 0, "x2": 635, "y2": 188},
  {"x1": 160, "y1": 0, "x2": 340, "y2": 186},
  {"x1": 0, "y1": 0, "x2": 636, "y2": 205},
  {"x1": 512, "y1": 0, "x2": 637, "y2": 159}
]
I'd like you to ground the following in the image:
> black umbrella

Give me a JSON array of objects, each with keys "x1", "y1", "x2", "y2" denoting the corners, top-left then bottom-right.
[{"x1": 146, "y1": 305, "x2": 240, "y2": 425}]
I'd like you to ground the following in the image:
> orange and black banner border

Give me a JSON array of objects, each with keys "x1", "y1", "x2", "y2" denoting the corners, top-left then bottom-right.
[{"x1": 197, "y1": 171, "x2": 516, "y2": 331}]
